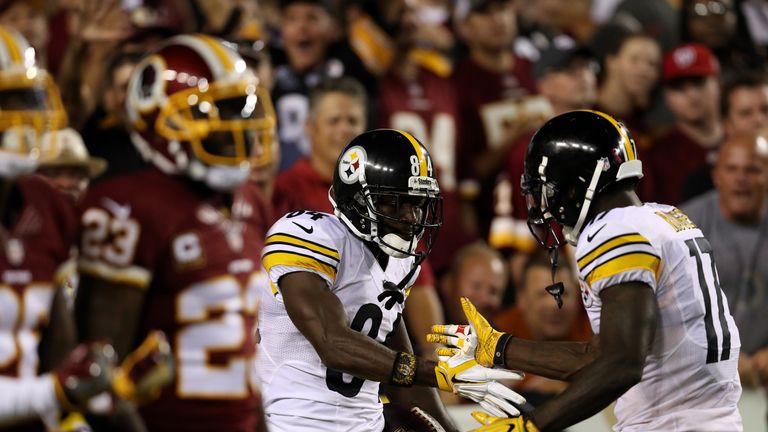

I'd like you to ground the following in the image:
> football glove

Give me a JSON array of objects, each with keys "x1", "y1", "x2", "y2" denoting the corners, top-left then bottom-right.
[
  {"x1": 113, "y1": 330, "x2": 174, "y2": 405},
  {"x1": 428, "y1": 297, "x2": 510, "y2": 367},
  {"x1": 54, "y1": 341, "x2": 117, "y2": 412},
  {"x1": 434, "y1": 348, "x2": 526, "y2": 418},
  {"x1": 470, "y1": 411, "x2": 540, "y2": 432}
]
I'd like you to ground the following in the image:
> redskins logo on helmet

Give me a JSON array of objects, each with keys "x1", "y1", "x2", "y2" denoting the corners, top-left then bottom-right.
[
  {"x1": 330, "y1": 129, "x2": 442, "y2": 259},
  {"x1": 126, "y1": 34, "x2": 276, "y2": 192},
  {"x1": 522, "y1": 110, "x2": 643, "y2": 247},
  {"x1": 0, "y1": 26, "x2": 67, "y2": 179}
]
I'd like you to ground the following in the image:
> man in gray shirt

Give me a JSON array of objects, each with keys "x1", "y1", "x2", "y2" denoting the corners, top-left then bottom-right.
[{"x1": 682, "y1": 132, "x2": 768, "y2": 388}]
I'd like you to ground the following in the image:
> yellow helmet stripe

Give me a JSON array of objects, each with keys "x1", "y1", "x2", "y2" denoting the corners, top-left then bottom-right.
[
  {"x1": 393, "y1": 129, "x2": 427, "y2": 176},
  {"x1": 197, "y1": 34, "x2": 234, "y2": 72},
  {"x1": 0, "y1": 27, "x2": 22, "y2": 63},
  {"x1": 584, "y1": 110, "x2": 636, "y2": 161}
]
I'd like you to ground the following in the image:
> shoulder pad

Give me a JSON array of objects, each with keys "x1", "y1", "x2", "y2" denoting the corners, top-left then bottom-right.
[{"x1": 262, "y1": 211, "x2": 343, "y2": 292}]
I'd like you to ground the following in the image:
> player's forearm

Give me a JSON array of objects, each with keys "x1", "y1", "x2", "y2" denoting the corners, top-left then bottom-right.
[
  {"x1": 529, "y1": 355, "x2": 640, "y2": 431},
  {"x1": 319, "y1": 329, "x2": 400, "y2": 382},
  {"x1": 503, "y1": 337, "x2": 599, "y2": 381}
]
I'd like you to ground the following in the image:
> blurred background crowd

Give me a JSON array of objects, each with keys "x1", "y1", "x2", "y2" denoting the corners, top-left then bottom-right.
[{"x1": 2, "y1": 0, "x2": 767, "y2": 415}]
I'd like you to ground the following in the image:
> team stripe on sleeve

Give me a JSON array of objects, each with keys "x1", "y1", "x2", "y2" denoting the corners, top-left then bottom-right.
[
  {"x1": 262, "y1": 232, "x2": 340, "y2": 283},
  {"x1": 577, "y1": 233, "x2": 661, "y2": 285}
]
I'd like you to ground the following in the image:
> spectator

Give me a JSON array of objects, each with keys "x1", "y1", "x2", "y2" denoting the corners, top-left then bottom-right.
[
  {"x1": 493, "y1": 249, "x2": 592, "y2": 405},
  {"x1": 453, "y1": 0, "x2": 541, "y2": 239},
  {"x1": 680, "y1": 0, "x2": 763, "y2": 82},
  {"x1": 273, "y1": 76, "x2": 366, "y2": 215},
  {"x1": 79, "y1": 50, "x2": 148, "y2": 181},
  {"x1": 681, "y1": 133, "x2": 768, "y2": 390},
  {"x1": 594, "y1": 30, "x2": 661, "y2": 150},
  {"x1": 644, "y1": 43, "x2": 722, "y2": 206},
  {"x1": 37, "y1": 128, "x2": 106, "y2": 202},
  {"x1": 682, "y1": 72, "x2": 768, "y2": 201},
  {"x1": 271, "y1": 0, "x2": 375, "y2": 171},
  {"x1": 376, "y1": 0, "x2": 474, "y2": 274},
  {"x1": 439, "y1": 242, "x2": 508, "y2": 325},
  {"x1": 723, "y1": 73, "x2": 768, "y2": 137}
]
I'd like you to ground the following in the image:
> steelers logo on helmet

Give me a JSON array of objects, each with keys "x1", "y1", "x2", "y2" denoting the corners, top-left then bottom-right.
[{"x1": 338, "y1": 146, "x2": 366, "y2": 185}]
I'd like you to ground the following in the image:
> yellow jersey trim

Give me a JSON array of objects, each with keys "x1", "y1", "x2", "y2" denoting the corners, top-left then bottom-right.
[
  {"x1": 585, "y1": 252, "x2": 661, "y2": 285},
  {"x1": 265, "y1": 233, "x2": 340, "y2": 262},
  {"x1": 578, "y1": 233, "x2": 650, "y2": 269},
  {"x1": 263, "y1": 251, "x2": 337, "y2": 282}
]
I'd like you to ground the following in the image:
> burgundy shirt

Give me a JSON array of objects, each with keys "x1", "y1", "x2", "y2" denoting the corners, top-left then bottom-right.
[{"x1": 644, "y1": 126, "x2": 718, "y2": 206}]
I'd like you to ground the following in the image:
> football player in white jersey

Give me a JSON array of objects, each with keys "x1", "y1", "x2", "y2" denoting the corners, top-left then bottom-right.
[
  {"x1": 429, "y1": 110, "x2": 743, "y2": 431},
  {"x1": 258, "y1": 129, "x2": 527, "y2": 431}
]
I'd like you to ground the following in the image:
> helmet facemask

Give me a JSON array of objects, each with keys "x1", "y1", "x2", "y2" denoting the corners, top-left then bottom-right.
[
  {"x1": 522, "y1": 157, "x2": 607, "y2": 247},
  {"x1": 331, "y1": 177, "x2": 442, "y2": 259},
  {"x1": 155, "y1": 78, "x2": 276, "y2": 191},
  {"x1": 0, "y1": 71, "x2": 67, "y2": 179}
]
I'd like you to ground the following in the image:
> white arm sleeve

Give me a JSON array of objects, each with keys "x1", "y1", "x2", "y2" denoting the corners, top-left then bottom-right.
[{"x1": 0, "y1": 374, "x2": 60, "y2": 427}]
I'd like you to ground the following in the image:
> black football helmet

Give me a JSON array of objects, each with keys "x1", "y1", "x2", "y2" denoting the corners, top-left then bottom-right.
[
  {"x1": 522, "y1": 110, "x2": 643, "y2": 247},
  {"x1": 330, "y1": 129, "x2": 442, "y2": 259}
]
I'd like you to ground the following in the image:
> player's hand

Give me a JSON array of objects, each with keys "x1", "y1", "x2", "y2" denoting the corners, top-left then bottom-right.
[
  {"x1": 427, "y1": 297, "x2": 509, "y2": 367},
  {"x1": 113, "y1": 331, "x2": 174, "y2": 405},
  {"x1": 434, "y1": 349, "x2": 525, "y2": 417},
  {"x1": 470, "y1": 411, "x2": 540, "y2": 432},
  {"x1": 54, "y1": 341, "x2": 118, "y2": 412}
]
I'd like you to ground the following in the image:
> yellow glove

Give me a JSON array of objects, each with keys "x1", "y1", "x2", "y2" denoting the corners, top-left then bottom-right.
[
  {"x1": 428, "y1": 297, "x2": 510, "y2": 367},
  {"x1": 113, "y1": 331, "x2": 174, "y2": 405},
  {"x1": 470, "y1": 411, "x2": 540, "y2": 432}
]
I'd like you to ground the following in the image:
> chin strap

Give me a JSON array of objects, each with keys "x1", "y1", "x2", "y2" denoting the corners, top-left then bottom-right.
[
  {"x1": 564, "y1": 159, "x2": 606, "y2": 245},
  {"x1": 545, "y1": 247, "x2": 565, "y2": 309}
]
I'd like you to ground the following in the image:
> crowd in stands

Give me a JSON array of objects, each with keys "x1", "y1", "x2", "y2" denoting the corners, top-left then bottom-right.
[{"x1": 3, "y1": 0, "x2": 767, "y2": 413}]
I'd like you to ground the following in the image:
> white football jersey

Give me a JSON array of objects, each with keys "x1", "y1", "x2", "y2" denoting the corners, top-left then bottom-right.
[
  {"x1": 257, "y1": 211, "x2": 419, "y2": 432},
  {"x1": 576, "y1": 203, "x2": 742, "y2": 432}
]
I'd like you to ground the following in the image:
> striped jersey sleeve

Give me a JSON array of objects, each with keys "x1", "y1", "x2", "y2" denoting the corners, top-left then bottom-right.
[
  {"x1": 576, "y1": 221, "x2": 661, "y2": 295},
  {"x1": 261, "y1": 212, "x2": 341, "y2": 296}
]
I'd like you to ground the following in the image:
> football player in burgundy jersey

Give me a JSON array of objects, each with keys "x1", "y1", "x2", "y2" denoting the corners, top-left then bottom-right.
[
  {"x1": 75, "y1": 35, "x2": 276, "y2": 431},
  {"x1": 0, "y1": 26, "x2": 122, "y2": 430}
]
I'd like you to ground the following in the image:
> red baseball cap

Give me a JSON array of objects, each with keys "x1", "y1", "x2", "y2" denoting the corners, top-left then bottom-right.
[{"x1": 662, "y1": 44, "x2": 720, "y2": 83}]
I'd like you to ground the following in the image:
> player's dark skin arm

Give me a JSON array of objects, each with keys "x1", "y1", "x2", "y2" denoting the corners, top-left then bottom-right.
[
  {"x1": 38, "y1": 285, "x2": 77, "y2": 372},
  {"x1": 281, "y1": 271, "x2": 441, "y2": 387},
  {"x1": 74, "y1": 275, "x2": 148, "y2": 432},
  {"x1": 382, "y1": 319, "x2": 459, "y2": 432},
  {"x1": 504, "y1": 282, "x2": 658, "y2": 431}
]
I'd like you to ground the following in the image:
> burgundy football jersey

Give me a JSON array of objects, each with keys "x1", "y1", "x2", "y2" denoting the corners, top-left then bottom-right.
[
  {"x1": 0, "y1": 176, "x2": 76, "y2": 432},
  {"x1": 452, "y1": 55, "x2": 537, "y2": 235},
  {"x1": 644, "y1": 126, "x2": 717, "y2": 206},
  {"x1": 78, "y1": 169, "x2": 272, "y2": 431},
  {"x1": 378, "y1": 67, "x2": 460, "y2": 193}
]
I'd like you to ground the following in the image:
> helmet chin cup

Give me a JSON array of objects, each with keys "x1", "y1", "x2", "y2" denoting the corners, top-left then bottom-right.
[
  {"x1": 0, "y1": 152, "x2": 38, "y2": 179},
  {"x1": 188, "y1": 159, "x2": 250, "y2": 192},
  {"x1": 377, "y1": 232, "x2": 418, "y2": 258}
]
